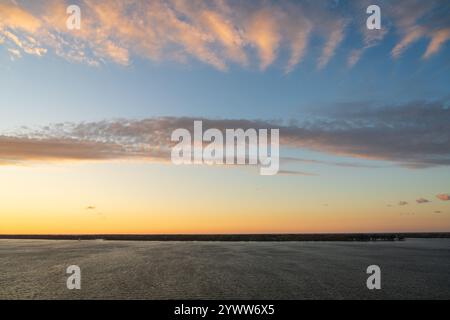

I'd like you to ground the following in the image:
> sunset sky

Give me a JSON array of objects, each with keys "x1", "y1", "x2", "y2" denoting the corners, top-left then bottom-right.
[{"x1": 1, "y1": 0, "x2": 449, "y2": 234}]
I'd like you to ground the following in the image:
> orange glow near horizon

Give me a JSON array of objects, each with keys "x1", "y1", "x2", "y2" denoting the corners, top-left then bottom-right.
[{"x1": 1, "y1": 162, "x2": 449, "y2": 235}]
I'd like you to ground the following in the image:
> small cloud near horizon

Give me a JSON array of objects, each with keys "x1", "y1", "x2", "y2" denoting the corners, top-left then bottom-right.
[
  {"x1": 277, "y1": 170, "x2": 318, "y2": 176},
  {"x1": 436, "y1": 194, "x2": 450, "y2": 201}
]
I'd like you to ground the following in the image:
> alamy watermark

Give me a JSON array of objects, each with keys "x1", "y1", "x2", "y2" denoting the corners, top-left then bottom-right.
[
  {"x1": 66, "y1": 5, "x2": 81, "y2": 30},
  {"x1": 366, "y1": 5, "x2": 381, "y2": 30},
  {"x1": 66, "y1": 265, "x2": 81, "y2": 290},
  {"x1": 171, "y1": 121, "x2": 279, "y2": 175},
  {"x1": 366, "y1": 265, "x2": 381, "y2": 290}
]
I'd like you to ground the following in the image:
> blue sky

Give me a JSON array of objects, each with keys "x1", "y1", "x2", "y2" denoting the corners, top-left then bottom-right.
[
  {"x1": 0, "y1": 0, "x2": 449, "y2": 233},
  {"x1": 1, "y1": 31, "x2": 449, "y2": 129},
  {"x1": 0, "y1": 0, "x2": 449, "y2": 129}
]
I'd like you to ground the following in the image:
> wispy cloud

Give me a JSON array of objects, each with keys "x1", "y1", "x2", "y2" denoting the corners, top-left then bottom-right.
[
  {"x1": 1, "y1": 0, "x2": 448, "y2": 70},
  {"x1": 347, "y1": 1, "x2": 388, "y2": 67},
  {"x1": 391, "y1": 26, "x2": 425, "y2": 58},
  {"x1": 281, "y1": 157, "x2": 382, "y2": 169},
  {"x1": 416, "y1": 198, "x2": 431, "y2": 204},
  {"x1": 388, "y1": 0, "x2": 450, "y2": 59},
  {"x1": 277, "y1": 170, "x2": 318, "y2": 176},
  {"x1": 318, "y1": 21, "x2": 347, "y2": 69},
  {"x1": 246, "y1": 8, "x2": 281, "y2": 71},
  {"x1": 398, "y1": 201, "x2": 408, "y2": 206},
  {"x1": 423, "y1": 28, "x2": 450, "y2": 59}
]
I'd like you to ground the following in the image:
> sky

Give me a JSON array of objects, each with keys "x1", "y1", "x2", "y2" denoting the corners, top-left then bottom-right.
[{"x1": 0, "y1": 0, "x2": 450, "y2": 234}]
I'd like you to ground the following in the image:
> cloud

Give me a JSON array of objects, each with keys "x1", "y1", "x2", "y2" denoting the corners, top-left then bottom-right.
[
  {"x1": 392, "y1": 26, "x2": 425, "y2": 58},
  {"x1": 277, "y1": 170, "x2": 318, "y2": 176},
  {"x1": 388, "y1": 0, "x2": 450, "y2": 59},
  {"x1": 416, "y1": 198, "x2": 431, "y2": 204},
  {"x1": 1, "y1": 99, "x2": 450, "y2": 168},
  {"x1": 201, "y1": 10, "x2": 247, "y2": 66},
  {"x1": 351, "y1": 0, "x2": 450, "y2": 64},
  {"x1": 1, "y1": 30, "x2": 47, "y2": 57},
  {"x1": 0, "y1": 135, "x2": 163, "y2": 164},
  {"x1": 85, "y1": 206, "x2": 96, "y2": 210},
  {"x1": 245, "y1": 8, "x2": 281, "y2": 70},
  {"x1": 348, "y1": 28, "x2": 387, "y2": 67},
  {"x1": 347, "y1": 1, "x2": 388, "y2": 67},
  {"x1": 318, "y1": 21, "x2": 346, "y2": 69},
  {"x1": 398, "y1": 201, "x2": 408, "y2": 206},
  {"x1": 0, "y1": 2, "x2": 41, "y2": 32},
  {"x1": 283, "y1": 8, "x2": 312, "y2": 73},
  {"x1": 436, "y1": 194, "x2": 450, "y2": 201},
  {"x1": 0, "y1": 0, "x2": 448, "y2": 71},
  {"x1": 7, "y1": 47, "x2": 21, "y2": 59},
  {"x1": 423, "y1": 28, "x2": 450, "y2": 59},
  {"x1": 281, "y1": 157, "x2": 382, "y2": 169},
  {"x1": 298, "y1": 100, "x2": 450, "y2": 168}
]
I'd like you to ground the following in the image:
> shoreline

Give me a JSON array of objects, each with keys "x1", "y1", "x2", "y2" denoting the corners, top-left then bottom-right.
[{"x1": 0, "y1": 233, "x2": 449, "y2": 242}]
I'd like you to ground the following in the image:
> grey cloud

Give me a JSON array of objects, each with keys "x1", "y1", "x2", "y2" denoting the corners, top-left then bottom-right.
[
  {"x1": 293, "y1": 100, "x2": 450, "y2": 168},
  {"x1": 1, "y1": 100, "x2": 449, "y2": 169}
]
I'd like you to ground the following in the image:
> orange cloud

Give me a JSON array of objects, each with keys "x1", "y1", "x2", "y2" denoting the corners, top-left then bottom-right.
[
  {"x1": 245, "y1": 8, "x2": 280, "y2": 70},
  {"x1": 201, "y1": 10, "x2": 247, "y2": 65},
  {"x1": 0, "y1": 2, "x2": 41, "y2": 32},
  {"x1": 424, "y1": 28, "x2": 450, "y2": 59},
  {"x1": 0, "y1": 135, "x2": 161, "y2": 165},
  {"x1": 0, "y1": 1, "x2": 449, "y2": 70},
  {"x1": 436, "y1": 194, "x2": 450, "y2": 201},
  {"x1": 0, "y1": 1, "x2": 332, "y2": 70},
  {"x1": 392, "y1": 26, "x2": 425, "y2": 58},
  {"x1": 318, "y1": 23, "x2": 346, "y2": 69}
]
